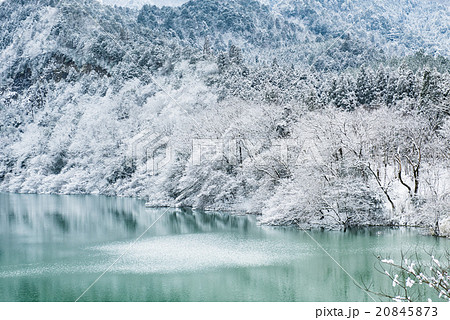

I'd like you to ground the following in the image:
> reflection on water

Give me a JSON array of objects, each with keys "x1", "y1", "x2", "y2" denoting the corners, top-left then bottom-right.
[{"x1": 0, "y1": 193, "x2": 447, "y2": 302}]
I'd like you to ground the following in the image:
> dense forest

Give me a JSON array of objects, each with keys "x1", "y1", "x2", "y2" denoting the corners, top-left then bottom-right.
[{"x1": 0, "y1": 0, "x2": 449, "y2": 235}]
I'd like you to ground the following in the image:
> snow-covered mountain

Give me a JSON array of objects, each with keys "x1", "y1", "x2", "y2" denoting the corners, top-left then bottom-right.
[
  {"x1": 271, "y1": 0, "x2": 450, "y2": 57},
  {"x1": 133, "y1": 0, "x2": 449, "y2": 60},
  {"x1": 0, "y1": 0, "x2": 449, "y2": 232}
]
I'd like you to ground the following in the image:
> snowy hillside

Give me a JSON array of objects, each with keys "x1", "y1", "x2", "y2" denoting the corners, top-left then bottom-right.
[
  {"x1": 135, "y1": 0, "x2": 449, "y2": 65},
  {"x1": 0, "y1": 0, "x2": 449, "y2": 234}
]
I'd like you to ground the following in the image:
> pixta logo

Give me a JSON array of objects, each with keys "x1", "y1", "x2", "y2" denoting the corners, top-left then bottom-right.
[
  {"x1": 126, "y1": 130, "x2": 172, "y2": 176},
  {"x1": 192, "y1": 138, "x2": 323, "y2": 166},
  {"x1": 126, "y1": 132, "x2": 324, "y2": 176}
]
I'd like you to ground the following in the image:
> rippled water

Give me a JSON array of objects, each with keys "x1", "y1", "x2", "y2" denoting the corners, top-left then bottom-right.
[{"x1": 0, "y1": 193, "x2": 446, "y2": 301}]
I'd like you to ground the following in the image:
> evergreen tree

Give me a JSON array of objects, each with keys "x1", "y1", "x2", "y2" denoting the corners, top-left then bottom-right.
[
  {"x1": 228, "y1": 43, "x2": 242, "y2": 65},
  {"x1": 203, "y1": 36, "x2": 211, "y2": 56},
  {"x1": 217, "y1": 52, "x2": 229, "y2": 73},
  {"x1": 356, "y1": 67, "x2": 375, "y2": 106}
]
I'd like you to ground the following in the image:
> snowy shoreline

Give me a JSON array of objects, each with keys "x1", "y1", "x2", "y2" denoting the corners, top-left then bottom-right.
[{"x1": 1, "y1": 189, "x2": 448, "y2": 238}]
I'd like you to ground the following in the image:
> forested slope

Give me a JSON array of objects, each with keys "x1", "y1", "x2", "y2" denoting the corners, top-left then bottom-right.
[{"x1": 0, "y1": 0, "x2": 449, "y2": 234}]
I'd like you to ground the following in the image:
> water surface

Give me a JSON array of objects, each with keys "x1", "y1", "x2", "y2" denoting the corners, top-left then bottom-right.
[{"x1": 0, "y1": 193, "x2": 445, "y2": 301}]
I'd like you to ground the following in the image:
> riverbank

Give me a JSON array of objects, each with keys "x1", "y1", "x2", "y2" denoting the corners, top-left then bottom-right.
[
  {"x1": 2, "y1": 104, "x2": 448, "y2": 238},
  {"x1": 1, "y1": 189, "x2": 449, "y2": 238}
]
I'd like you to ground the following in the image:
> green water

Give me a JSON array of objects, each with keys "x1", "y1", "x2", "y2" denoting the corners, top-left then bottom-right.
[{"x1": 0, "y1": 193, "x2": 446, "y2": 302}]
